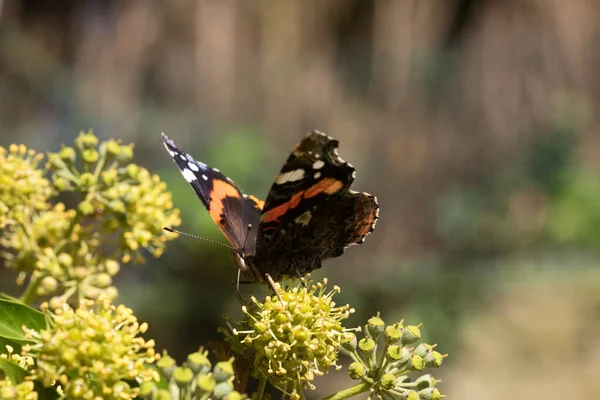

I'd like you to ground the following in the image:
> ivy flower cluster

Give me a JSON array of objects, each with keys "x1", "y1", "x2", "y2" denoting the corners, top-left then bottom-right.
[
  {"x1": 139, "y1": 349, "x2": 247, "y2": 400},
  {"x1": 0, "y1": 144, "x2": 53, "y2": 228},
  {"x1": 0, "y1": 345, "x2": 37, "y2": 400},
  {"x1": 21, "y1": 297, "x2": 159, "y2": 399},
  {"x1": 0, "y1": 131, "x2": 180, "y2": 305},
  {"x1": 223, "y1": 279, "x2": 354, "y2": 398},
  {"x1": 339, "y1": 314, "x2": 446, "y2": 400}
]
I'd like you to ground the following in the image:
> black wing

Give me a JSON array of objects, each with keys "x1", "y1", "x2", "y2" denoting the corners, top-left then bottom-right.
[{"x1": 254, "y1": 131, "x2": 378, "y2": 280}]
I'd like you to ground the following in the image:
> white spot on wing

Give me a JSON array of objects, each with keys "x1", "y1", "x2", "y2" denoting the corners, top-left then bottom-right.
[
  {"x1": 275, "y1": 169, "x2": 305, "y2": 184},
  {"x1": 180, "y1": 154, "x2": 187, "y2": 161},
  {"x1": 314, "y1": 154, "x2": 320, "y2": 159},
  {"x1": 188, "y1": 162, "x2": 199, "y2": 172},
  {"x1": 314, "y1": 172, "x2": 321, "y2": 179},
  {"x1": 213, "y1": 168, "x2": 220, "y2": 173},
  {"x1": 202, "y1": 174, "x2": 208, "y2": 181},
  {"x1": 312, "y1": 160, "x2": 325, "y2": 169},
  {"x1": 182, "y1": 169, "x2": 196, "y2": 182}
]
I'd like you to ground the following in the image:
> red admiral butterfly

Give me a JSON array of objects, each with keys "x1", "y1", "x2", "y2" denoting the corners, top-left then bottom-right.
[{"x1": 162, "y1": 131, "x2": 378, "y2": 286}]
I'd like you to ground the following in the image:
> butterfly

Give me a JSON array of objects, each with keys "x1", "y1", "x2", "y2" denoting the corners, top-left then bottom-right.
[{"x1": 162, "y1": 131, "x2": 378, "y2": 288}]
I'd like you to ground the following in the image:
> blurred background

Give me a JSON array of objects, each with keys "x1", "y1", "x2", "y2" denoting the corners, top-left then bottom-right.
[{"x1": 1, "y1": 0, "x2": 600, "y2": 398}]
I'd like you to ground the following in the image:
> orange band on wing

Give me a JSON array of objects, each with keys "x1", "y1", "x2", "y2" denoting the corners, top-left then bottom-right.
[
  {"x1": 209, "y1": 180, "x2": 241, "y2": 223},
  {"x1": 304, "y1": 178, "x2": 343, "y2": 198},
  {"x1": 261, "y1": 178, "x2": 343, "y2": 224},
  {"x1": 261, "y1": 191, "x2": 304, "y2": 223}
]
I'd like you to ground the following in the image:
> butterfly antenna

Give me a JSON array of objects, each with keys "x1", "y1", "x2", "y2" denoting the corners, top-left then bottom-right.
[{"x1": 163, "y1": 226, "x2": 234, "y2": 250}]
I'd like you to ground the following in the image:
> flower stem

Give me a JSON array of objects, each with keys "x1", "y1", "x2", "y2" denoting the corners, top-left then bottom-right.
[
  {"x1": 256, "y1": 377, "x2": 267, "y2": 400},
  {"x1": 20, "y1": 275, "x2": 41, "y2": 305},
  {"x1": 320, "y1": 382, "x2": 371, "y2": 400}
]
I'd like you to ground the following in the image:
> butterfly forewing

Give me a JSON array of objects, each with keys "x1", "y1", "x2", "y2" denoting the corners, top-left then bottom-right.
[{"x1": 161, "y1": 133, "x2": 261, "y2": 254}]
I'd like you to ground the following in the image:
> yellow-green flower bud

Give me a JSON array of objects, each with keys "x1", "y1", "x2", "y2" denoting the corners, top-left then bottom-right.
[
  {"x1": 173, "y1": 367, "x2": 194, "y2": 387},
  {"x1": 157, "y1": 354, "x2": 176, "y2": 378},
  {"x1": 127, "y1": 164, "x2": 140, "y2": 179},
  {"x1": 155, "y1": 389, "x2": 172, "y2": 400},
  {"x1": 104, "y1": 259, "x2": 120, "y2": 276},
  {"x1": 386, "y1": 345, "x2": 406, "y2": 362},
  {"x1": 106, "y1": 139, "x2": 121, "y2": 156},
  {"x1": 73, "y1": 266, "x2": 88, "y2": 280},
  {"x1": 58, "y1": 253, "x2": 73, "y2": 267},
  {"x1": 54, "y1": 176, "x2": 71, "y2": 191},
  {"x1": 82, "y1": 149, "x2": 99, "y2": 164},
  {"x1": 413, "y1": 343, "x2": 433, "y2": 358},
  {"x1": 40, "y1": 276, "x2": 58, "y2": 294},
  {"x1": 213, "y1": 382, "x2": 233, "y2": 399},
  {"x1": 385, "y1": 323, "x2": 402, "y2": 344},
  {"x1": 93, "y1": 273, "x2": 112, "y2": 288},
  {"x1": 101, "y1": 169, "x2": 118, "y2": 186},
  {"x1": 105, "y1": 286, "x2": 118, "y2": 299},
  {"x1": 87, "y1": 342, "x2": 102, "y2": 359},
  {"x1": 406, "y1": 390, "x2": 420, "y2": 400},
  {"x1": 188, "y1": 350, "x2": 211, "y2": 375},
  {"x1": 418, "y1": 387, "x2": 442, "y2": 400},
  {"x1": 119, "y1": 144, "x2": 134, "y2": 161},
  {"x1": 48, "y1": 296, "x2": 64, "y2": 310},
  {"x1": 61, "y1": 347, "x2": 77, "y2": 365},
  {"x1": 339, "y1": 332, "x2": 357, "y2": 356},
  {"x1": 59, "y1": 146, "x2": 76, "y2": 163},
  {"x1": 226, "y1": 391, "x2": 246, "y2": 400},
  {"x1": 75, "y1": 131, "x2": 99, "y2": 149},
  {"x1": 139, "y1": 381, "x2": 155, "y2": 398},
  {"x1": 409, "y1": 355, "x2": 424, "y2": 371},
  {"x1": 293, "y1": 326, "x2": 310, "y2": 343},
  {"x1": 402, "y1": 325, "x2": 421, "y2": 345},
  {"x1": 348, "y1": 361, "x2": 365, "y2": 380},
  {"x1": 66, "y1": 377, "x2": 86, "y2": 398},
  {"x1": 366, "y1": 315, "x2": 385, "y2": 339},
  {"x1": 213, "y1": 361, "x2": 234, "y2": 383},
  {"x1": 380, "y1": 373, "x2": 397, "y2": 390},
  {"x1": 196, "y1": 375, "x2": 216, "y2": 395},
  {"x1": 79, "y1": 172, "x2": 96, "y2": 187},
  {"x1": 358, "y1": 337, "x2": 375, "y2": 354},
  {"x1": 78, "y1": 201, "x2": 94, "y2": 215},
  {"x1": 424, "y1": 351, "x2": 444, "y2": 368},
  {"x1": 109, "y1": 200, "x2": 125, "y2": 213}
]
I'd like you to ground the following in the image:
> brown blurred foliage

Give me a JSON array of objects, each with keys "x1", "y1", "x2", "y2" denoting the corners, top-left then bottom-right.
[{"x1": 1, "y1": 1, "x2": 600, "y2": 398}]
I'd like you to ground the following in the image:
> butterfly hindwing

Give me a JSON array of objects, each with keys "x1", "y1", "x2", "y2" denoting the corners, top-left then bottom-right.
[
  {"x1": 252, "y1": 131, "x2": 379, "y2": 280},
  {"x1": 162, "y1": 133, "x2": 261, "y2": 254}
]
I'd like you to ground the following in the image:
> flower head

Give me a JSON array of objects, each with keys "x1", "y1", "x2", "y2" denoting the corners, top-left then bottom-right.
[
  {"x1": 341, "y1": 314, "x2": 446, "y2": 399},
  {"x1": 1, "y1": 131, "x2": 180, "y2": 305},
  {"x1": 0, "y1": 145, "x2": 53, "y2": 231},
  {"x1": 223, "y1": 279, "x2": 354, "y2": 392},
  {"x1": 21, "y1": 297, "x2": 158, "y2": 399}
]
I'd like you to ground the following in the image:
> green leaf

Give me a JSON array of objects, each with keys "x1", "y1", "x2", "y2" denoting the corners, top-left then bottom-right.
[
  {"x1": 0, "y1": 299, "x2": 46, "y2": 343},
  {"x1": 0, "y1": 358, "x2": 27, "y2": 384}
]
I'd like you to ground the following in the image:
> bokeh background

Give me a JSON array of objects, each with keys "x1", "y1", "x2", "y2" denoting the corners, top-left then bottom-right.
[{"x1": 1, "y1": 0, "x2": 600, "y2": 398}]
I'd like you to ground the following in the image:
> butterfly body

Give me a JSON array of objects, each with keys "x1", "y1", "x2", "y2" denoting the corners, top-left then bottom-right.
[{"x1": 162, "y1": 131, "x2": 378, "y2": 283}]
